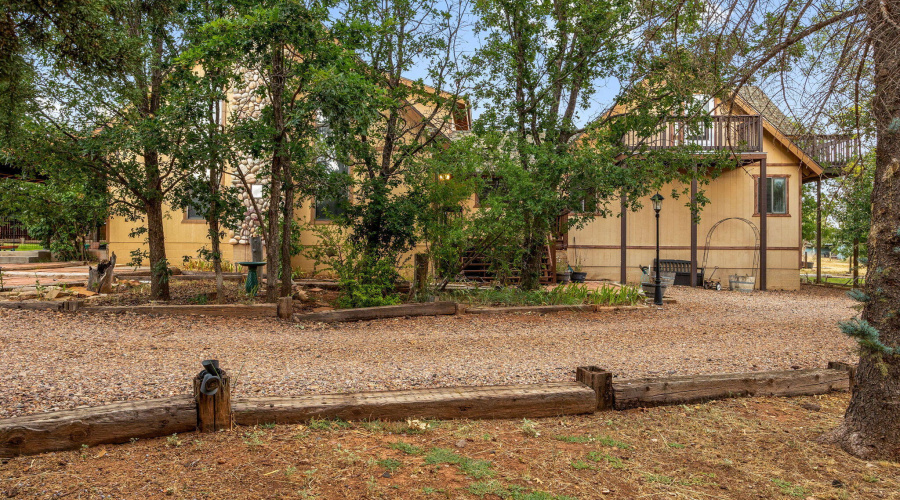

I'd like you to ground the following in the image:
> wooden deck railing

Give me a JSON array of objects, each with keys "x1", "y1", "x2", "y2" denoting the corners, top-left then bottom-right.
[
  {"x1": 790, "y1": 134, "x2": 859, "y2": 169},
  {"x1": 621, "y1": 115, "x2": 763, "y2": 153}
]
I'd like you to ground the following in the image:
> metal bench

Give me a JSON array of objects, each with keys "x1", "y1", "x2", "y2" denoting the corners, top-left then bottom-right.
[{"x1": 653, "y1": 259, "x2": 704, "y2": 286}]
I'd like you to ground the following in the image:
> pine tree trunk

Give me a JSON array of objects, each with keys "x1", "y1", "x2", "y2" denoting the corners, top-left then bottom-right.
[
  {"x1": 146, "y1": 196, "x2": 170, "y2": 301},
  {"x1": 826, "y1": 0, "x2": 900, "y2": 460}
]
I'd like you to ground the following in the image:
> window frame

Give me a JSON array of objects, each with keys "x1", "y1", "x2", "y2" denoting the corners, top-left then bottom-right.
[{"x1": 752, "y1": 174, "x2": 790, "y2": 217}]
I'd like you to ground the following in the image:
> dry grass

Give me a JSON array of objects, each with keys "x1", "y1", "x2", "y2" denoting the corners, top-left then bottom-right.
[{"x1": 1, "y1": 393, "x2": 898, "y2": 499}]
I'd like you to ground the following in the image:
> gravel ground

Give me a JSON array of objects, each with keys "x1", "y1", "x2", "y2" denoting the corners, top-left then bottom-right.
[{"x1": 0, "y1": 285, "x2": 858, "y2": 418}]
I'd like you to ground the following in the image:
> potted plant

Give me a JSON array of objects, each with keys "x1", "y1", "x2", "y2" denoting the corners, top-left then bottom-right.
[
  {"x1": 555, "y1": 261, "x2": 571, "y2": 284},
  {"x1": 570, "y1": 260, "x2": 587, "y2": 283}
]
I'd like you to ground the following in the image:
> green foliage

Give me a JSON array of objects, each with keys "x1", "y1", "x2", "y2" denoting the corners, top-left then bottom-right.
[
  {"x1": 438, "y1": 284, "x2": 643, "y2": 307},
  {"x1": 467, "y1": 481, "x2": 575, "y2": 500},
  {"x1": 375, "y1": 458, "x2": 402, "y2": 473},
  {"x1": 424, "y1": 448, "x2": 494, "y2": 479},
  {"x1": 771, "y1": 478, "x2": 810, "y2": 498},
  {"x1": 304, "y1": 224, "x2": 402, "y2": 308},
  {"x1": 389, "y1": 442, "x2": 424, "y2": 455},
  {"x1": 839, "y1": 318, "x2": 896, "y2": 355}
]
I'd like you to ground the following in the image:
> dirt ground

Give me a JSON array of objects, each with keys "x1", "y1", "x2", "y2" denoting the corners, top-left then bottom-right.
[
  {"x1": 2, "y1": 393, "x2": 897, "y2": 499},
  {"x1": 0, "y1": 285, "x2": 859, "y2": 419}
]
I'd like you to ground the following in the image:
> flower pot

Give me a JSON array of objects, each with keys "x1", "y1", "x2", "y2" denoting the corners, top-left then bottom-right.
[
  {"x1": 556, "y1": 272, "x2": 571, "y2": 284},
  {"x1": 571, "y1": 271, "x2": 587, "y2": 283}
]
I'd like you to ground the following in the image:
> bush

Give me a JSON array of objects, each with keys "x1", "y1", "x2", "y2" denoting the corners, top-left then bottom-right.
[
  {"x1": 304, "y1": 224, "x2": 403, "y2": 309},
  {"x1": 437, "y1": 283, "x2": 644, "y2": 307}
]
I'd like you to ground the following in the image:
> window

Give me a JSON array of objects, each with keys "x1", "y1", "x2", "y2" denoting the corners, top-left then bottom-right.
[
  {"x1": 315, "y1": 157, "x2": 349, "y2": 221},
  {"x1": 754, "y1": 176, "x2": 789, "y2": 215},
  {"x1": 186, "y1": 195, "x2": 205, "y2": 221}
]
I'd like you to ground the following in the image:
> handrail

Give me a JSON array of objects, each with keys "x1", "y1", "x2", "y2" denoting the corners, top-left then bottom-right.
[{"x1": 621, "y1": 115, "x2": 763, "y2": 153}]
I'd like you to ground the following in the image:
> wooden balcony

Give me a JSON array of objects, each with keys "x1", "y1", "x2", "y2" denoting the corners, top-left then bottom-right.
[
  {"x1": 790, "y1": 134, "x2": 859, "y2": 172},
  {"x1": 621, "y1": 115, "x2": 763, "y2": 153}
]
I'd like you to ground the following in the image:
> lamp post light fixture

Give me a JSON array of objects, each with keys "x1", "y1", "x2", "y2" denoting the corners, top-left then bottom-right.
[{"x1": 651, "y1": 193, "x2": 664, "y2": 306}]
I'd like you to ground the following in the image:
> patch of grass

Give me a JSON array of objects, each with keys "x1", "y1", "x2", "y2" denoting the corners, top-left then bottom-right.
[
  {"x1": 15, "y1": 244, "x2": 43, "y2": 251},
  {"x1": 596, "y1": 435, "x2": 630, "y2": 449},
  {"x1": 424, "y1": 448, "x2": 494, "y2": 479},
  {"x1": 864, "y1": 475, "x2": 880, "y2": 483},
  {"x1": 570, "y1": 459, "x2": 593, "y2": 470},
  {"x1": 308, "y1": 418, "x2": 351, "y2": 431},
  {"x1": 771, "y1": 478, "x2": 809, "y2": 498},
  {"x1": 242, "y1": 430, "x2": 266, "y2": 448},
  {"x1": 389, "y1": 441, "x2": 424, "y2": 455},
  {"x1": 553, "y1": 434, "x2": 591, "y2": 443},
  {"x1": 421, "y1": 486, "x2": 445, "y2": 495},
  {"x1": 645, "y1": 473, "x2": 674, "y2": 485},
  {"x1": 587, "y1": 451, "x2": 625, "y2": 469},
  {"x1": 467, "y1": 480, "x2": 576, "y2": 500},
  {"x1": 376, "y1": 458, "x2": 402, "y2": 473},
  {"x1": 667, "y1": 442, "x2": 686, "y2": 449},
  {"x1": 260, "y1": 422, "x2": 276, "y2": 430}
]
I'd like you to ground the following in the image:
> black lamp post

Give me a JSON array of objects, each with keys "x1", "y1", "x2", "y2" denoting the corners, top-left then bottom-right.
[{"x1": 651, "y1": 193, "x2": 664, "y2": 306}]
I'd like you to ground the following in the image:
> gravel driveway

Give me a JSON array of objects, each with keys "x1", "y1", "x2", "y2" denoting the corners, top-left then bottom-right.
[{"x1": 0, "y1": 285, "x2": 858, "y2": 418}]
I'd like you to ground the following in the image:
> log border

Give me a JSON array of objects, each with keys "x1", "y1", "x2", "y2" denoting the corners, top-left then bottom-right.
[{"x1": 0, "y1": 362, "x2": 854, "y2": 459}]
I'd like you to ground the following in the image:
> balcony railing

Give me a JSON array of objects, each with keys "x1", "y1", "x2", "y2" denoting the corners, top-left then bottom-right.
[
  {"x1": 790, "y1": 134, "x2": 860, "y2": 170},
  {"x1": 621, "y1": 115, "x2": 763, "y2": 153}
]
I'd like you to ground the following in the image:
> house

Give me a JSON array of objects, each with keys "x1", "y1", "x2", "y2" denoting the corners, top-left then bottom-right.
[
  {"x1": 106, "y1": 78, "x2": 852, "y2": 290},
  {"x1": 557, "y1": 86, "x2": 854, "y2": 290},
  {"x1": 105, "y1": 68, "x2": 470, "y2": 271}
]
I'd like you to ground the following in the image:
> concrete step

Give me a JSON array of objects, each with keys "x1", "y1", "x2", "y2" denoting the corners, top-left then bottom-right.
[{"x1": 0, "y1": 250, "x2": 51, "y2": 264}]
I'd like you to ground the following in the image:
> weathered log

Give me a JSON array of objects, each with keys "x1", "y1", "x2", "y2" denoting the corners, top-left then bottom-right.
[
  {"x1": 293, "y1": 301, "x2": 457, "y2": 323},
  {"x1": 613, "y1": 367, "x2": 850, "y2": 410},
  {"x1": 277, "y1": 296, "x2": 293, "y2": 319},
  {"x1": 0, "y1": 396, "x2": 196, "y2": 458},
  {"x1": 576, "y1": 366, "x2": 613, "y2": 410},
  {"x1": 234, "y1": 382, "x2": 596, "y2": 426},
  {"x1": 466, "y1": 304, "x2": 594, "y2": 315},
  {"x1": 87, "y1": 252, "x2": 116, "y2": 293},
  {"x1": 193, "y1": 361, "x2": 231, "y2": 433},
  {"x1": 82, "y1": 303, "x2": 277, "y2": 317}
]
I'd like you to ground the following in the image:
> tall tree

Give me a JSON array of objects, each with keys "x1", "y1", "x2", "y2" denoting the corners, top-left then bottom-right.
[
  {"x1": 319, "y1": 0, "x2": 473, "y2": 292},
  {"x1": 3, "y1": 0, "x2": 199, "y2": 300},
  {"x1": 193, "y1": 0, "x2": 365, "y2": 300},
  {"x1": 469, "y1": 0, "x2": 728, "y2": 289}
]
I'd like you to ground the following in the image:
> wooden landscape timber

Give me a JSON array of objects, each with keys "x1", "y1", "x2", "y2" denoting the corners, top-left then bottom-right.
[
  {"x1": 293, "y1": 301, "x2": 458, "y2": 322},
  {"x1": 234, "y1": 382, "x2": 596, "y2": 426},
  {"x1": 612, "y1": 366, "x2": 852, "y2": 409},
  {"x1": 0, "y1": 363, "x2": 853, "y2": 458},
  {"x1": 0, "y1": 300, "x2": 82, "y2": 312},
  {"x1": 0, "y1": 396, "x2": 196, "y2": 458},
  {"x1": 82, "y1": 303, "x2": 277, "y2": 318}
]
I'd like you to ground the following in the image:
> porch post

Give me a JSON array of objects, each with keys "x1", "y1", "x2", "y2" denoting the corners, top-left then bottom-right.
[
  {"x1": 759, "y1": 158, "x2": 768, "y2": 290},
  {"x1": 816, "y1": 178, "x2": 822, "y2": 284},
  {"x1": 620, "y1": 195, "x2": 627, "y2": 284},
  {"x1": 690, "y1": 166, "x2": 698, "y2": 287}
]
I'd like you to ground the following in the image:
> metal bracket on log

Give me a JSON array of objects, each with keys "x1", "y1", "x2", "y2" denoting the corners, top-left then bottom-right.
[
  {"x1": 192, "y1": 360, "x2": 232, "y2": 432},
  {"x1": 576, "y1": 366, "x2": 613, "y2": 410}
]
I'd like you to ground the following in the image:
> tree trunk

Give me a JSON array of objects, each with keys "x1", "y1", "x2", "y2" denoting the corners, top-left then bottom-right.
[
  {"x1": 146, "y1": 196, "x2": 170, "y2": 301},
  {"x1": 265, "y1": 44, "x2": 286, "y2": 303},
  {"x1": 280, "y1": 167, "x2": 294, "y2": 297},
  {"x1": 826, "y1": 0, "x2": 900, "y2": 460},
  {"x1": 519, "y1": 224, "x2": 545, "y2": 291}
]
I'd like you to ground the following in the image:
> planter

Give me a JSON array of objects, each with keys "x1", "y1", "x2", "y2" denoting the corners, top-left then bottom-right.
[
  {"x1": 571, "y1": 271, "x2": 587, "y2": 283},
  {"x1": 641, "y1": 282, "x2": 669, "y2": 297},
  {"x1": 556, "y1": 272, "x2": 571, "y2": 284},
  {"x1": 729, "y1": 275, "x2": 756, "y2": 292}
]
